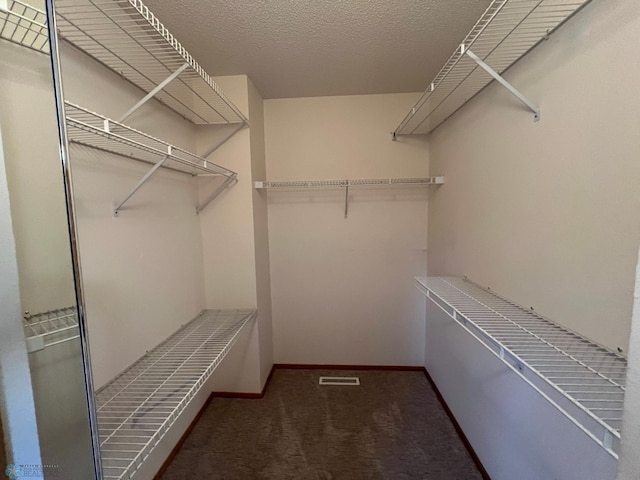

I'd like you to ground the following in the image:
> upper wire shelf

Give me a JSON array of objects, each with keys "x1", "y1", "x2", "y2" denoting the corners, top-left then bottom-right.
[
  {"x1": 65, "y1": 101, "x2": 236, "y2": 178},
  {"x1": 55, "y1": 0, "x2": 248, "y2": 126},
  {"x1": 96, "y1": 309, "x2": 256, "y2": 480},
  {"x1": 23, "y1": 306, "x2": 79, "y2": 352},
  {"x1": 394, "y1": 0, "x2": 591, "y2": 136},
  {"x1": 0, "y1": 0, "x2": 49, "y2": 53},
  {"x1": 418, "y1": 276, "x2": 626, "y2": 456},
  {"x1": 255, "y1": 177, "x2": 444, "y2": 190}
]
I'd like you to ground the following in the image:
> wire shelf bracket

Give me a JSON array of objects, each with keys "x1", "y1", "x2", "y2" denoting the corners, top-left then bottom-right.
[
  {"x1": 118, "y1": 62, "x2": 189, "y2": 124},
  {"x1": 464, "y1": 46, "x2": 539, "y2": 122},
  {"x1": 393, "y1": 0, "x2": 591, "y2": 136},
  {"x1": 0, "y1": 0, "x2": 49, "y2": 53},
  {"x1": 65, "y1": 102, "x2": 238, "y2": 215},
  {"x1": 255, "y1": 176, "x2": 444, "y2": 219},
  {"x1": 417, "y1": 276, "x2": 626, "y2": 457}
]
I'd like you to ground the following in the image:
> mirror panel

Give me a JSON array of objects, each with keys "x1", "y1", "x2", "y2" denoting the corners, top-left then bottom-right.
[{"x1": 0, "y1": 0, "x2": 97, "y2": 478}]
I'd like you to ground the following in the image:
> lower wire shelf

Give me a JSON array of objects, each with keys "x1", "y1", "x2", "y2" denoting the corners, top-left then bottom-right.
[
  {"x1": 97, "y1": 309, "x2": 256, "y2": 480},
  {"x1": 23, "y1": 306, "x2": 79, "y2": 353},
  {"x1": 417, "y1": 276, "x2": 626, "y2": 457}
]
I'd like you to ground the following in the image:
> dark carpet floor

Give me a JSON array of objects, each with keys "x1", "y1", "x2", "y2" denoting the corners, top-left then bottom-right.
[{"x1": 160, "y1": 369, "x2": 483, "y2": 480}]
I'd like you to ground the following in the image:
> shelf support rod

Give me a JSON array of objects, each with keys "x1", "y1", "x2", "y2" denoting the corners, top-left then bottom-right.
[
  {"x1": 196, "y1": 174, "x2": 237, "y2": 214},
  {"x1": 464, "y1": 47, "x2": 540, "y2": 122},
  {"x1": 114, "y1": 155, "x2": 169, "y2": 216},
  {"x1": 201, "y1": 122, "x2": 246, "y2": 159},
  {"x1": 344, "y1": 183, "x2": 350, "y2": 219},
  {"x1": 119, "y1": 63, "x2": 190, "y2": 123}
]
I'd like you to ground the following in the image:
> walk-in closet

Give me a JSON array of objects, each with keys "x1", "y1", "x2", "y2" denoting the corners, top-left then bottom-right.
[{"x1": 1, "y1": 0, "x2": 639, "y2": 479}]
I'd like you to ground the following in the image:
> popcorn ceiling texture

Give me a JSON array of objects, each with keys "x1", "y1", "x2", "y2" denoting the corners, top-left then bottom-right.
[{"x1": 141, "y1": 0, "x2": 492, "y2": 98}]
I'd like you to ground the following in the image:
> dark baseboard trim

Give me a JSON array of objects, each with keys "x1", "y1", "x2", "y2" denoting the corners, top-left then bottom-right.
[
  {"x1": 274, "y1": 363, "x2": 425, "y2": 371},
  {"x1": 154, "y1": 364, "x2": 276, "y2": 478},
  {"x1": 422, "y1": 368, "x2": 491, "y2": 480},
  {"x1": 153, "y1": 393, "x2": 214, "y2": 479},
  {"x1": 211, "y1": 363, "x2": 276, "y2": 399}
]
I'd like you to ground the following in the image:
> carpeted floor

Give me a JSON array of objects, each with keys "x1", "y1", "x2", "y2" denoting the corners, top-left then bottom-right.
[{"x1": 160, "y1": 369, "x2": 483, "y2": 480}]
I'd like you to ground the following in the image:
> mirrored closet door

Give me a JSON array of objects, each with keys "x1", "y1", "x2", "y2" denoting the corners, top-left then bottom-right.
[{"x1": 0, "y1": 0, "x2": 98, "y2": 478}]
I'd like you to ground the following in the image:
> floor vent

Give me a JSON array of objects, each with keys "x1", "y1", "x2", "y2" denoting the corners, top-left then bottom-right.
[{"x1": 319, "y1": 376, "x2": 360, "y2": 386}]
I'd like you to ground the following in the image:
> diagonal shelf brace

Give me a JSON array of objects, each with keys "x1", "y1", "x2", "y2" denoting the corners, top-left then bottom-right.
[
  {"x1": 114, "y1": 154, "x2": 169, "y2": 216},
  {"x1": 196, "y1": 174, "x2": 238, "y2": 214},
  {"x1": 201, "y1": 122, "x2": 246, "y2": 159},
  {"x1": 119, "y1": 63, "x2": 190, "y2": 123},
  {"x1": 464, "y1": 46, "x2": 540, "y2": 121}
]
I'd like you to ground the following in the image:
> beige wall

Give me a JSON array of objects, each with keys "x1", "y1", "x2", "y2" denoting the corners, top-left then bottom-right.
[
  {"x1": 197, "y1": 75, "x2": 272, "y2": 392},
  {"x1": 427, "y1": 0, "x2": 640, "y2": 353},
  {"x1": 60, "y1": 43, "x2": 206, "y2": 388},
  {"x1": 248, "y1": 78, "x2": 274, "y2": 382},
  {"x1": 264, "y1": 93, "x2": 429, "y2": 365}
]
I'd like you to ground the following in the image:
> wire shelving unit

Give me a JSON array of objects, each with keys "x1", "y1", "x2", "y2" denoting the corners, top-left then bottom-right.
[
  {"x1": 96, "y1": 309, "x2": 256, "y2": 480},
  {"x1": 417, "y1": 276, "x2": 626, "y2": 457},
  {"x1": 0, "y1": 0, "x2": 49, "y2": 53},
  {"x1": 255, "y1": 177, "x2": 443, "y2": 219},
  {"x1": 55, "y1": 0, "x2": 248, "y2": 126},
  {"x1": 23, "y1": 306, "x2": 79, "y2": 353},
  {"x1": 66, "y1": 102, "x2": 235, "y2": 178},
  {"x1": 65, "y1": 101, "x2": 239, "y2": 215},
  {"x1": 394, "y1": 0, "x2": 592, "y2": 136},
  {"x1": 255, "y1": 177, "x2": 444, "y2": 190}
]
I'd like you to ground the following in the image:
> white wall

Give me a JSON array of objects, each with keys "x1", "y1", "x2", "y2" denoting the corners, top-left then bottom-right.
[
  {"x1": 197, "y1": 75, "x2": 273, "y2": 393},
  {"x1": 59, "y1": 43, "x2": 206, "y2": 388},
  {"x1": 427, "y1": 0, "x2": 640, "y2": 353},
  {"x1": 248, "y1": 78, "x2": 274, "y2": 382},
  {"x1": 264, "y1": 93, "x2": 429, "y2": 366}
]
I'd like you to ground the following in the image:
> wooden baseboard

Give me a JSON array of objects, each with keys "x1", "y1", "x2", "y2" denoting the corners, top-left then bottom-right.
[
  {"x1": 422, "y1": 368, "x2": 491, "y2": 480},
  {"x1": 211, "y1": 363, "x2": 276, "y2": 399},
  {"x1": 274, "y1": 363, "x2": 425, "y2": 371},
  {"x1": 154, "y1": 364, "x2": 275, "y2": 479},
  {"x1": 153, "y1": 393, "x2": 214, "y2": 479}
]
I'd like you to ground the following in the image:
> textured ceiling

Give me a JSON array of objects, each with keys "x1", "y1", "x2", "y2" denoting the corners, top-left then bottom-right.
[{"x1": 142, "y1": 0, "x2": 493, "y2": 99}]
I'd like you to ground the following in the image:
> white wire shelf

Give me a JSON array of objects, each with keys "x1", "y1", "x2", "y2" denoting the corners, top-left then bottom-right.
[
  {"x1": 255, "y1": 177, "x2": 444, "y2": 190},
  {"x1": 23, "y1": 306, "x2": 79, "y2": 353},
  {"x1": 394, "y1": 0, "x2": 591, "y2": 136},
  {"x1": 417, "y1": 276, "x2": 626, "y2": 456},
  {"x1": 96, "y1": 309, "x2": 256, "y2": 480},
  {"x1": 65, "y1": 101, "x2": 235, "y2": 178},
  {"x1": 256, "y1": 177, "x2": 442, "y2": 219},
  {"x1": 0, "y1": 0, "x2": 49, "y2": 53},
  {"x1": 55, "y1": 0, "x2": 248, "y2": 126}
]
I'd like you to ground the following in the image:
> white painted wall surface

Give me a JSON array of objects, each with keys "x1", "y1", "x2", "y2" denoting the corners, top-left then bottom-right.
[
  {"x1": 248, "y1": 78, "x2": 274, "y2": 383},
  {"x1": 196, "y1": 75, "x2": 270, "y2": 393},
  {"x1": 264, "y1": 93, "x2": 429, "y2": 366},
  {"x1": 427, "y1": 0, "x2": 640, "y2": 353},
  {"x1": 59, "y1": 43, "x2": 206, "y2": 388}
]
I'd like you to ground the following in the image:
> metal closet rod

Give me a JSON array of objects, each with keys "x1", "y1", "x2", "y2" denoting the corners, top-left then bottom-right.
[{"x1": 255, "y1": 176, "x2": 444, "y2": 219}]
